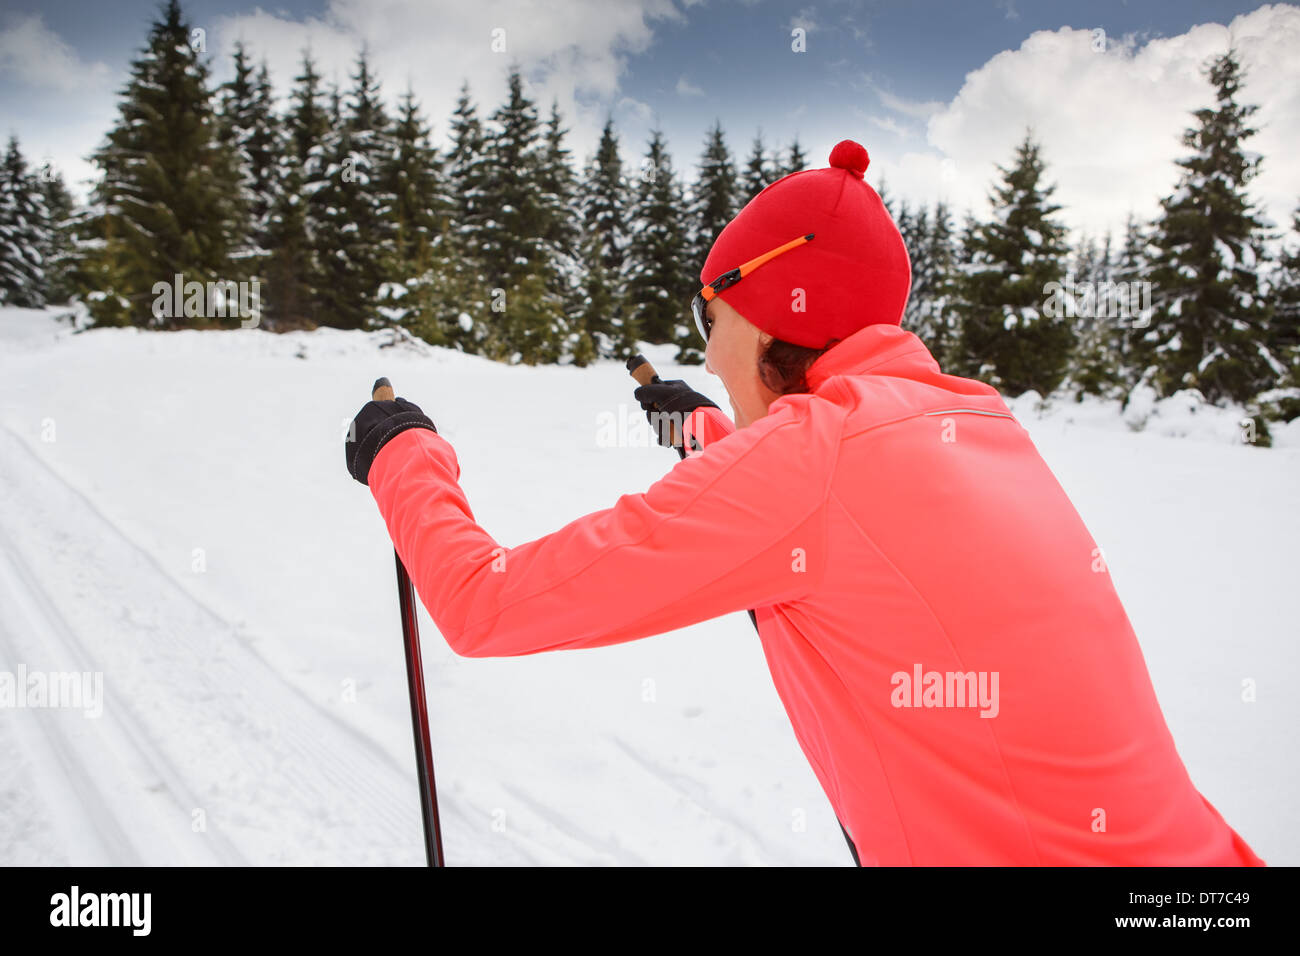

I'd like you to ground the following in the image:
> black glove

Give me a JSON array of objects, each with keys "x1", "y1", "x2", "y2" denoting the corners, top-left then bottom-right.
[
  {"x1": 345, "y1": 397, "x2": 437, "y2": 485},
  {"x1": 633, "y1": 379, "x2": 718, "y2": 449}
]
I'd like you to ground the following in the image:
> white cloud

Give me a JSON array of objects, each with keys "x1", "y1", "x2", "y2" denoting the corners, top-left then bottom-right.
[
  {"x1": 211, "y1": 0, "x2": 684, "y2": 166},
  {"x1": 866, "y1": 113, "x2": 909, "y2": 138},
  {"x1": 872, "y1": 84, "x2": 945, "y2": 120},
  {"x1": 675, "y1": 75, "x2": 704, "y2": 97},
  {"x1": 0, "y1": 13, "x2": 116, "y2": 197},
  {"x1": 616, "y1": 95, "x2": 654, "y2": 123},
  {"x1": 875, "y1": 6, "x2": 1300, "y2": 243},
  {"x1": 789, "y1": 7, "x2": 818, "y2": 34},
  {"x1": 0, "y1": 12, "x2": 110, "y2": 92}
]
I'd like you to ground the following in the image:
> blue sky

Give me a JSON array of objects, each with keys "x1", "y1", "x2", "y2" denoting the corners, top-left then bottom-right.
[{"x1": 1, "y1": 1, "x2": 1296, "y2": 241}]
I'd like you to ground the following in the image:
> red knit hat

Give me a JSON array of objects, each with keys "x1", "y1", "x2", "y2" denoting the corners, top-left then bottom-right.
[{"x1": 700, "y1": 139, "x2": 912, "y2": 349}]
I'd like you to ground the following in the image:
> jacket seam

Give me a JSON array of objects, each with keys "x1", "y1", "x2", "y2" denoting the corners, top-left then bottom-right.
[
  {"x1": 827, "y1": 486, "x2": 1046, "y2": 865},
  {"x1": 839, "y1": 404, "x2": 1019, "y2": 442}
]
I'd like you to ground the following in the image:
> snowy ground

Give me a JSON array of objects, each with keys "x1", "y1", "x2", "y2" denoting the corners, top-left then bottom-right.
[{"x1": 0, "y1": 305, "x2": 1295, "y2": 866}]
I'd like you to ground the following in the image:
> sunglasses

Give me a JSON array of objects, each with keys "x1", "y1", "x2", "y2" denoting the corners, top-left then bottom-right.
[{"x1": 692, "y1": 232, "x2": 815, "y2": 343}]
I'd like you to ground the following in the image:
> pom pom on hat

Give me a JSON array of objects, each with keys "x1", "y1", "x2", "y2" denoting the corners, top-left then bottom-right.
[{"x1": 828, "y1": 139, "x2": 870, "y2": 179}]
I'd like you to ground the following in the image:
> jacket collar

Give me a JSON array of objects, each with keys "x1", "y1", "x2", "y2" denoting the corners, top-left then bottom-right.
[{"x1": 805, "y1": 323, "x2": 934, "y2": 392}]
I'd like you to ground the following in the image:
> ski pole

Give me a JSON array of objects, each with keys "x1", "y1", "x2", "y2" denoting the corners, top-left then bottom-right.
[{"x1": 372, "y1": 376, "x2": 446, "y2": 867}]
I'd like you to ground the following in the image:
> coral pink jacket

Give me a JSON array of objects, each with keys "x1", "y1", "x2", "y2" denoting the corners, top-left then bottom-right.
[{"x1": 368, "y1": 322, "x2": 1265, "y2": 866}]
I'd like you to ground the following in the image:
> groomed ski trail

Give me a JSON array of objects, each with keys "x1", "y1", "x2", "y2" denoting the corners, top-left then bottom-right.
[{"x1": 0, "y1": 424, "x2": 441, "y2": 864}]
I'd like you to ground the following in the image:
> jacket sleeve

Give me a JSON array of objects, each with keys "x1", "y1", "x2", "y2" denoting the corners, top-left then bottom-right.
[
  {"x1": 683, "y1": 404, "x2": 735, "y2": 453},
  {"x1": 366, "y1": 412, "x2": 829, "y2": 657}
]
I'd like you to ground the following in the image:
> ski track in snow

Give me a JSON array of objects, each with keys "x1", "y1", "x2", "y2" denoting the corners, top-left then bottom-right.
[
  {"x1": 0, "y1": 424, "x2": 429, "y2": 865},
  {"x1": 604, "y1": 734, "x2": 777, "y2": 865}
]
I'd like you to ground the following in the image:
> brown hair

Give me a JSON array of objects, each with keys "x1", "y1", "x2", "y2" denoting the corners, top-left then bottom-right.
[{"x1": 757, "y1": 336, "x2": 840, "y2": 395}]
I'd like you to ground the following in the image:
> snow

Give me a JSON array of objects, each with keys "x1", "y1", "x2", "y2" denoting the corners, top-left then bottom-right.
[{"x1": 0, "y1": 306, "x2": 1294, "y2": 866}]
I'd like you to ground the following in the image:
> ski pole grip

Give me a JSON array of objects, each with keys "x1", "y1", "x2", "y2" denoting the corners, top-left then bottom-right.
[
  {"x1": 372, "y1": 376, "x2": 395, "y2": 402},
  {"x1": 626, "y1": 354, "x2": 687, "y2": 451},
  {"x1": 626, "y1": 353, "x2": 661, "y2": 387}
]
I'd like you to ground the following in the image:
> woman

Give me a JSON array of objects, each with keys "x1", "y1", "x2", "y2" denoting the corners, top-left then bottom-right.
[{"x1": 344, "y1": 140, "x2": 1264, "y2": 866}]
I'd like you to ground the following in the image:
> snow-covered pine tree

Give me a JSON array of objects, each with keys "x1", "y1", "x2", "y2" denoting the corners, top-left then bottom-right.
[
  {"x1": 1143, "y1": 48, "x2": 1282, "y2": 405},
  {"x1": 0, "y1": 136, "x2": 48, "y2": 308},
  {"x1": 893, "y1": 197, "x2": 915, "y2": 260},
  {"x1": 1266, "y1": 201, "x2": 1300, "y2": 419},
  {"x1": 1066, "y1": 231, "x2": 1126, "y2": 399},
  {"x1": 442, "y1": 81, "x2": 491, "y2": 349},
  {"x1": 576, "y1": 118, "x2": 632, "y2": 361},
  {"x1": 478, "y1": 69, "x2": 565, "y2": 364},
  {"x1": 39, "y1": 164, "x2": 77, "y2": 305},
  {"x1": 219, "y1": 45, "x2": 281, "y2": 281},
  {"x1": 85, "y1": 0, "x2": 243, "y2": 328},
  {"x1": 904, "y1": 201, "x2": 960, "y2": 365},
  {"x1": 876, "y1": 175, "x2": 895, "y2": 220},
  {"x1": 625, "y1": 129, "x2": 693, "y2": 357},
  {"x1": 264, "y1": 53, "x2": 328, "y2": 329},
  {"x1": 375, "y1": 87, "x2": 453, "y2": 345},
  {"x1": 683, "y1": 121, "x2": 738, "y2": 362},
  {"x1": 537, "y1": 99, "x2": 585, "y2": 362},
  {"x1": 902, "y1": 202, "x2": 943, "y2": 358},
  {"x1": 311, "y1": 51, "x2": 399, "y2": 330},
  {"x1": 950, "y1": 130, "x2": 1074, "y2": 396},
  {"x1": 740, "y1": 131, "x2": 774, "y2": 207},
  {"x1": 778, "y1": 138, "x2": 808, "y2": 177},
  {"x1": 1113, "y1": 212, "x2": 1153, "y2": 389}
]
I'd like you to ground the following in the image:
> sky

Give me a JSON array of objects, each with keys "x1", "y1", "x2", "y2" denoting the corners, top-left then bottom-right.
[{"x1": 1, "y1": 0, "x2": 1298, "y2": 244}]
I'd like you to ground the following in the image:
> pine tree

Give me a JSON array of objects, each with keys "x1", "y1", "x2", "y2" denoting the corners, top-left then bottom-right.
[
  {"x1": 85, "y1": 0, "x2": 244, "y2": 327},
  {"x1": 577, "y1": 118, "x2": 632, "y2": 358},
  {"x1": 950, "y1": 131, "x2": 1074, "y2": 395},
  {"x1": 375, "y1": 87, "x2": 451, "y2": 345},
  {"x1": 690, "y1": 121, "x2": 738, "y2": 265},
  {"x1": 311, "y1": 52, "x2": 398, "y2": 329},
  {"x1": 478, "y1": 70, "x2": 564, "y2": 363},
  {"x1": 265, "y1": 52, "x2": 328, "y2": 328},
  {"x1": 1114, "y1": 212, "x2": 1154, "y2": 387},
  {"x1": 537, "y1": 99, "x2": 584, "y2": 361},
  {"x1": 219, "y1": 46, "x2": 281, "y2": 279},
  {"x1": 384, "y1": 92, "x2": 441, "y2": 267},
  {"x1": 0, "y1": 136, "x2": 48, "y2": 307},
  {"x1": 386, "y1": 88, "x2": 443, "y2": 266},
  {"x1": 1143, "y1": 49, "x2": 1282, "y2": 404},
  {"x1": 1269, "y1": 201, "x2": 1300, "y2": 410},
  {"x1": 877, "y1": 175, "x2": 895, "y2": 220},
  {"x1": 442, "y1": 81, "x2": 491, "y2": 349},
  {"x1": 778, "y1": 138, "x2": 808, "y2": 177},
  {"x1": 1067, "y1": 231, "x2": 1125, "y2": 399},
  {"x1": 39, "y1": 165, "x2": 77, "y2": 304},
  {"x1": 903, "y1": 201, "x2": 960, "y2": 364},
  {"x1": 679, "y1": 121, "x2": 738, "y2": 363},
  {"x1": 740, "y1": 131, "x2": 774, "y2": 206},
  {"x1": 626, "y1": 129, "x2": 693, "y2": 358}
]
